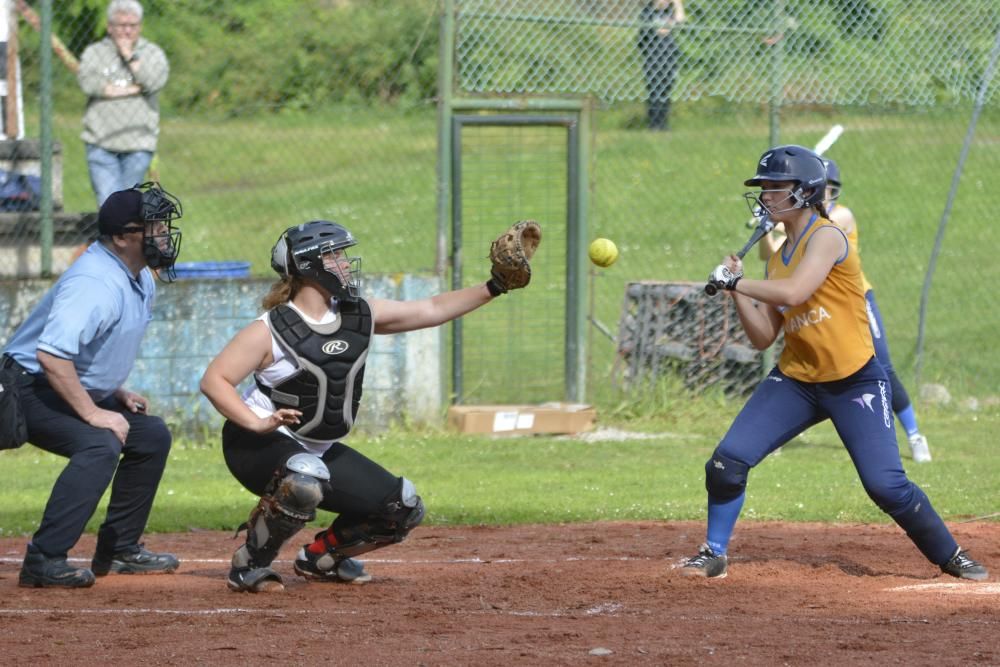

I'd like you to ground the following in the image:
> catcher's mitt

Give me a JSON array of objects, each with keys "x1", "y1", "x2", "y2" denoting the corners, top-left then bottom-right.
[{"x1": 486, "y1": 220, "x2": 542, "y2": 295}]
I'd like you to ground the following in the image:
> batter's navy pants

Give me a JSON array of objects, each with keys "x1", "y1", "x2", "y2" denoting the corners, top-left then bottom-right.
[{"x1": 708, "y1": 357, "x2": 957, "y2": 565}]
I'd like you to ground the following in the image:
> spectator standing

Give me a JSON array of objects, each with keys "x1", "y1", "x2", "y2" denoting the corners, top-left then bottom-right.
[
  {"x1": 638, "y1": 0, "x2": 686, "y2": 131},
  {"x1": 78, "y1": 1, "x2": 169, "y2": 206}
]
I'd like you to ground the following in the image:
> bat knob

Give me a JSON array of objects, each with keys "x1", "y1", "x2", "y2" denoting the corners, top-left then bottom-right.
[{"x1": 704, "y1": 283, "x2": 718, "y2": 296}]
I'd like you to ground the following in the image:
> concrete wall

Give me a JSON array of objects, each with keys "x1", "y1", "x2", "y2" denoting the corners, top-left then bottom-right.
[{"x1": 0, "y1": 274, "x2": 444, "y2": 437}]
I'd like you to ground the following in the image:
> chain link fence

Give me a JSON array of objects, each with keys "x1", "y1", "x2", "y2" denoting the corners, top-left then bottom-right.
[
  {"x1": 3, "y1": 0, "x2": 999, "y2": 409},
  {"x1": 452, "y1": 0, "x2": 1000, "y2": 405}
]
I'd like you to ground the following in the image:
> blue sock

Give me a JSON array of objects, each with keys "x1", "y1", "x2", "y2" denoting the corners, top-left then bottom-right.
[
  {"x1": 706, "y1": 492, "x2": 746, "y2": 556},
  {"x1": 896, "y1": 405, "x2": 920, "y2": 438}
]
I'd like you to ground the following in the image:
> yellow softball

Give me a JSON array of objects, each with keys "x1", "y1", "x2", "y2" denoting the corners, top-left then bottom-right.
[{"x1": 588, "y1": 238, "x2": 618, "y2": 268}]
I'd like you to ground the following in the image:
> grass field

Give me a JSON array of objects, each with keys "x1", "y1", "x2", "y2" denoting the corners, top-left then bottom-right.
[
  {"x1": 10, "y1": 102, "x2": 998, "y2": 535},
  {"x1": 1, "y1": 402, "x2": 996, "y2": 537}
]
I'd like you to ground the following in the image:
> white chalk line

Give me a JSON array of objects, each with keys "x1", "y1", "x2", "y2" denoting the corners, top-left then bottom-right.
[
  {"x1": 2, "y1": 606, "x2": 997, "y2": 623},
  {"x1": 887, "y1": 582, "x2": 1000, "y2": 595},
  {"x1": 0, "y1": 606, "x2": 624, "y2": 619},
  {"x1": 0, "y1": 555, "x2": 650, "y2": 566}
]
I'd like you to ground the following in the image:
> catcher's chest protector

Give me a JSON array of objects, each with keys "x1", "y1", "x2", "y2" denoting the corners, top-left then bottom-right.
[{"x1": 257, "y1": 299, "x2": 373, "y2": 442}]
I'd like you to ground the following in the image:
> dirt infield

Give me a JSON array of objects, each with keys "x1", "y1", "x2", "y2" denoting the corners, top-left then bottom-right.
[{"x1": 0, "y1": 521, "x2": 997, "y2": 666}]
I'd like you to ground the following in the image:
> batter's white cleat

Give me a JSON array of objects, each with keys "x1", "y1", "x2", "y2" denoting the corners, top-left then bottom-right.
[{"x1": 908, "y1": 434, "x2": 932, "y2": 463}]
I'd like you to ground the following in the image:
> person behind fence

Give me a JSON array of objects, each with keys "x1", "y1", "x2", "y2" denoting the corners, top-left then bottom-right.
[
  {"x1": 684, "y1": 144, "x2": 987, "y2": 581},
  {"x1": 199, "y1": 219, "x2": 541, "y2": 593},
  {"x1": 637, "y1": 0, "x2": 686, "y2": 131},
  {"x1": 2, "y1": 183, "x2": 184, "y2": 588},
  {"x1": 757, "y1": 158, "x2": 932, "y2": 463},
  {"x1": 78, "y1": 0, "x2": 169, "y2": 207}
]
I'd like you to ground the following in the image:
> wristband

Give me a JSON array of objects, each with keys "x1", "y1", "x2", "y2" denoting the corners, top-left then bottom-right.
[{"x1": 486, "y1": 279, "x2": 505, "y2": 297}]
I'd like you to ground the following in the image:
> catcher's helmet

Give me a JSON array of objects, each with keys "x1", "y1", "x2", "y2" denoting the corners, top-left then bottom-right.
[
  {"x1": 271, "y1": 220, "x2": 361, "y2": 301},
  {"x1": 744, "y1": 144, "x2": 827, "y2": 212},
  {"x1": 823, "y1": 158, "x2": 842, "y2": 201}
]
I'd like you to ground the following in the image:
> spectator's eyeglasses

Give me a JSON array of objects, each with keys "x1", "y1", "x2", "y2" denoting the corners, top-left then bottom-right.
[{"x1": 110, "y1": 21, "x2": 140, "y2": 29}]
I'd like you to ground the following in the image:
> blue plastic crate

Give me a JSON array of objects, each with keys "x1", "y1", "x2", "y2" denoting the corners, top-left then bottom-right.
[{"x1": 172, "y1": 261, "x2": 251, "y2": 279}]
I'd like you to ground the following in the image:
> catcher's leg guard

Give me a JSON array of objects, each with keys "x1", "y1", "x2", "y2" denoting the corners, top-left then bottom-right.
[
  {"x1": 296, "y1": 477, "x2": 424, "y2": 582},
  {"x1": 229, "y1": 453, "x2": 328, "y2": 593}
]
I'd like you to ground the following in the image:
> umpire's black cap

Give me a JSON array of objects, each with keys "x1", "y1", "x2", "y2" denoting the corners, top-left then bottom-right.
[{"x1": 98, "y1": 188, "x2": 143, "y2": 235}]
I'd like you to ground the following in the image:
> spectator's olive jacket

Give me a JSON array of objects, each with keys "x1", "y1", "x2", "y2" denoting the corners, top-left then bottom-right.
[{"x1": 77, "y1": 36, "x2": 169, "y2": 153}]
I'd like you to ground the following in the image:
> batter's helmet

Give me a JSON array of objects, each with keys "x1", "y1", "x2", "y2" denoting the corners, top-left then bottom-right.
[
  {"x1": 823, "y1": 158, "x2": 842, "y2": 202},
  {"x1": 271, "y1": 220, "x2": 361, "y2": 301},
  {"x1": 744, "y1": 144, "x2": 827, "y2": 210}
]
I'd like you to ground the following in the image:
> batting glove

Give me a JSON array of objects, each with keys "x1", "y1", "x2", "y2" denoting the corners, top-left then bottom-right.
[{"x1": 708, "y1": 264, "x2": 743, "y2": 291}]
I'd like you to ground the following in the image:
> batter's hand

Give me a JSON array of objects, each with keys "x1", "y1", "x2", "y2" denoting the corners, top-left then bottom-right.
[
  {"x1": 255, "y1": 408, "x2": 302, "y2": 434},
  {"x1": 707, "y1": 262, "x2": 743, "y2": 292},
  {"x1": 724, "y1": 254, "x2": 744, "y2": 275}
]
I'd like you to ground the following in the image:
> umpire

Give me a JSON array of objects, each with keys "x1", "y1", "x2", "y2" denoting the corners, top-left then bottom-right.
[{"x1": 2, "y1": 183, "x2": 183, "y2": 588}]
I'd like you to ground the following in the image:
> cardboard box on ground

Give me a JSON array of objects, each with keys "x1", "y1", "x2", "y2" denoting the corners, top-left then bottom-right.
[{"x1": 447, "y1": 403, "x2": 596, "y2": 435}]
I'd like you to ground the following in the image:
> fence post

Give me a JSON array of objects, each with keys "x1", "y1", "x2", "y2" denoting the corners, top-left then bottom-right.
[
  {"x1": 39, "y1": 0, "x2": 53, "y2": 277},
  {"x1": 915, "y1": 25, "x2": 1000, "y2": 386}
]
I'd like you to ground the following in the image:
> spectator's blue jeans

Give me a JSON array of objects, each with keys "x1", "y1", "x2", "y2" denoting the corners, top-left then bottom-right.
[{"x1": 85, "y1": 144, "x2": 153, "y2": 207}]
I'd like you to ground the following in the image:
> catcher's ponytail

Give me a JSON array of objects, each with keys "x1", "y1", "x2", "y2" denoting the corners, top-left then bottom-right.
[{"x1": 262, "y1": 275, "x2": 304, "y2": 311}]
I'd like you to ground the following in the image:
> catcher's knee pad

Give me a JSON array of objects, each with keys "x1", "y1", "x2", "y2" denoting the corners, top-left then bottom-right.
[
  {"x1": 704, "y1": 450, "x2": 749, "y2": 500},
  {"x1": 326, "y1": 477, "x2": 426, "y2": 559},
  {"x1": 233, "y1": 453, "x2": 329, "y2": 570}
]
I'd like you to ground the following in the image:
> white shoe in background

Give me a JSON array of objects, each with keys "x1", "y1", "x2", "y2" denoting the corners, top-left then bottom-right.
[{"x1": 908, "y1": 434, "x2": 932, "y2": 463}]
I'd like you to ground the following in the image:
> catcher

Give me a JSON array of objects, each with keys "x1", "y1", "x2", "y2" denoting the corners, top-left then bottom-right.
[{"x1": 199, "y1": 218, "x2": 540, "y2": 592}]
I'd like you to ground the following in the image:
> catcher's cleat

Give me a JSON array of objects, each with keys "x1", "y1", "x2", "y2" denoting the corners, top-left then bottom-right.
[
  {"x1": 680, "y1": 543, "x2": 729, "y2": 579},
  {"x1": 908, "y1": 434, "x2": 932, "y2": 463},
  {"x1": 940, "y1": 548, "x2": 988, "y2": 582},
  {"x1": 293, "y1": 547, "x2": 372, "y2": 584},
  {"x1": 227, "y1": 566, "x2": 285, "y2": 593},
  {"x1": 92, "y1": 543, "x2": 179, "y2": 576},
  {"x1": 19, "y1": 543, "x2": 96, "y2": 588}
]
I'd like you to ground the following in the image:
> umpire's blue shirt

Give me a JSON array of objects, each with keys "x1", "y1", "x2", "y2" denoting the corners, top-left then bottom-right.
[{"x1": 3, "y1": 241, "x2": 155, "y2": 401}]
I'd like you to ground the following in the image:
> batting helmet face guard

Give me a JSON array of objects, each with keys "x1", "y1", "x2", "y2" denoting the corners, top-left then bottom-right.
[
  {"x1": 743, "y1": 145, "x2": 827, "y2": 217},
  {"x1": 271, "y1": 220, "x2": 361, "y2": 301},
  {"x1": 823, "y1": 158, "x2": 842, "y2": 202}
]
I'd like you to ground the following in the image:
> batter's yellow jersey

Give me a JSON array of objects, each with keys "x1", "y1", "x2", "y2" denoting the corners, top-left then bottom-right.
[
  {"x1": 766, "y1": 218, "x2": 874, "y2": 382},
  {"x1": 837, "y1": 203, "x2": 874, "y2": 293}
]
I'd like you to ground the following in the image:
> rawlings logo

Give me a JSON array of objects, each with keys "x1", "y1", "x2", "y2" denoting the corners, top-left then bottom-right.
[{"x1": 321, "y1": 340, "x2": 349, "y2": 355}]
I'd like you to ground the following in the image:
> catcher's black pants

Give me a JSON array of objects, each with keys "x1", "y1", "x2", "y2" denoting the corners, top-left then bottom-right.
[
  {"x1": 221, "y1": 420, "x2": 399, "y2": 518},
  {"x1": 20, "y1": 377, "x2": 172, "y2": 560}
]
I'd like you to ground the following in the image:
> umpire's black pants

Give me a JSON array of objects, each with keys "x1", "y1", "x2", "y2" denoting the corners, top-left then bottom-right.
[{"x1": 20, "y1": 376, "x2": 172, "y2": 560}]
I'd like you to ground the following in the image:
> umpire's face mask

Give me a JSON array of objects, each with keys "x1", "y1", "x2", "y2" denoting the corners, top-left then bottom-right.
[{"x1": 142, "y1": 220, "x2": 183, "y2": 282}]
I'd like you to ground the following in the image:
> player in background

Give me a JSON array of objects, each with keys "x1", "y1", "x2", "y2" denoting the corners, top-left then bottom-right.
[
  {"x1": 685, "y1": 144, "x2": 987, "y2": 580},
  {"x1": 200, "y1": 220, "x2": 536, "y2": 592},
  {"x1": 759, "y1": 159, "x2": 931, "y2": 462}
]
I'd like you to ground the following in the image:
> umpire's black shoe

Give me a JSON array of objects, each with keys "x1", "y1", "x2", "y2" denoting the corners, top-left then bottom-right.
[
  {"x1": 941, "y1": 547, "x2": 988, "y2": 581},
  {"x1": 92, "y1": 543, "x2": 180, "y2": 576},
  {"x1": 19, "y1": 543, "x2": 96, "y2": 588}
]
